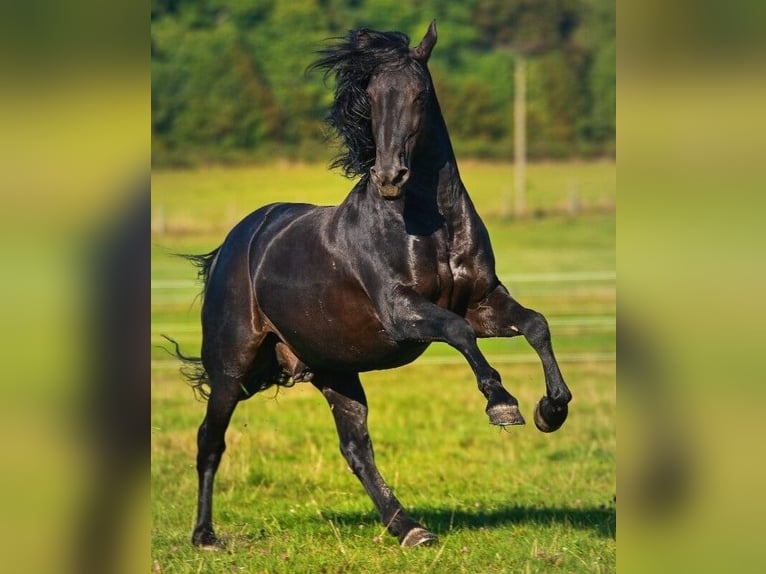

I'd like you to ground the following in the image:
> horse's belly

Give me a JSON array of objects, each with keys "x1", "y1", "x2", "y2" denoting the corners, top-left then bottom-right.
[
  {"x1": 259, "y1": 284, "x2": 428, "y2": 372},
  {"x1": 295, "y1": 332, "x2": 429, "y2": 372}
]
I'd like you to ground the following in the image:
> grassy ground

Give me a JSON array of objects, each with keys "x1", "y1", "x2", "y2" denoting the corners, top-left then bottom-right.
[{"x1": 151, "y1": 161, "x2": 615, "y2": 573}]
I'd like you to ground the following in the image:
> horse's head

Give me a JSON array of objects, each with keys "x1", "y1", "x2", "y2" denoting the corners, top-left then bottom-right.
[{"x1": 367, "y1": 21, "x2": 437, "y2": 199}]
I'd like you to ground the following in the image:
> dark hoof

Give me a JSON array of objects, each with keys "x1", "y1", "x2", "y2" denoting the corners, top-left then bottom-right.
[
  {"x1": 400, "y1": 527, "x2": 438, "y2": 547},
  {"x1": 192, "y1": 529, "x2": 224, "y2": 550},
  {"x1": 534, "y1": 396, "x2": 568, "y2": 433},
  {"x1": 486, "y1": 403, "x2": 526, "y2": 426}
]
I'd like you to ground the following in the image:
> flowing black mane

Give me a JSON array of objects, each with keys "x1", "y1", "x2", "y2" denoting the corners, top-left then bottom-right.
[{"x1": 310, "y1": 29, "x2": 425, "y2": 178}]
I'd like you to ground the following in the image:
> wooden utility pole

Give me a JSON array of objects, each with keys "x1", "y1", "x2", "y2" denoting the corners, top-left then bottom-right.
[
  {"x1": 513, "y1": 53, "x2": 527, "y2": 217},
  {"x1": 471, "y1": 1, "x2": 576, "y2": 217}
]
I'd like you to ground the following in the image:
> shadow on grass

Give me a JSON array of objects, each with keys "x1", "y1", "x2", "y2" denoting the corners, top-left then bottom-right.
[{"x1": 317, "y1": 505, "x2": 615, "y2": 539}]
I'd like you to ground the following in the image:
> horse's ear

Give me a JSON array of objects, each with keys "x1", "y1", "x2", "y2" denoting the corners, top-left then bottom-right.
[{"x1": 411, "y1": 20, "x2": 437, "y2": 63}]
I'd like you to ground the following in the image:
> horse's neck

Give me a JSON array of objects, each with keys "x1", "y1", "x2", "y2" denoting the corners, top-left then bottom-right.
[
  {"x1": 428, "y1": 97, "x2": 466, "y2": 194},
  {"x1": 411, "y1": 114, "x2": 468, "y2": 221}
]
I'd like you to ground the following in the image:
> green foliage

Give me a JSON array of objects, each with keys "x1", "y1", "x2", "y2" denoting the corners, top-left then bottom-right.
[
  {"x1": 152, "y1": 0, "x2": 615, "y2": 166},
  {"x1": 152, "y1": 13, "x2": 284, "y2": 165},
  {"x1": 472, "y1": 0, "x2": 582, "y2": 52},
  {"x1": 527, "y1": 50, "x2": 589, "y2": 158}
]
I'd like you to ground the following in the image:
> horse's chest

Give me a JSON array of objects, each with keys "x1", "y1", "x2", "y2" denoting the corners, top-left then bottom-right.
[{"x1": 405, "y1": 236, "x2": 454, "y2": 306}]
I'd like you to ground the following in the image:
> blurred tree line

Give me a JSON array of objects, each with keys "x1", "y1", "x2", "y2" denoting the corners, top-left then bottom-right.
[{"x1": 151, "y1": 0, "x2": 614, "y2": 167}]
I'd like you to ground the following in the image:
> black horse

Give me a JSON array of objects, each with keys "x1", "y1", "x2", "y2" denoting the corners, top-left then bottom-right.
[{"x1": 174, "y1": 22, "x2": 571, "y2": 548}]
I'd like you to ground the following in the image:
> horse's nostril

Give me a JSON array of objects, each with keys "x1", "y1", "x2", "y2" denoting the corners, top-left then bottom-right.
[{"x1": 371, "y1": 165, "x2": 408, "y2": 189}]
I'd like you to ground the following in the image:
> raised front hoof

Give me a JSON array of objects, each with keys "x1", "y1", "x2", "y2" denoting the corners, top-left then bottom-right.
[
  {"x1": 400, "y1": 527, "x2": 438, "y2": 547},
  {"x1": 486, "y1": 403, "x2": 526, "y2": 427},
  {"x1": 192, "y1": 529, "x2": 224, "y2": 550},
  {"x1": 534, "y1": 396, "x2": 569, "y2": 433}
]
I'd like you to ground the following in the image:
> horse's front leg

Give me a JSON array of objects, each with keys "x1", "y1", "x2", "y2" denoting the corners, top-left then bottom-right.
[
  {"x1": 466, "y1": 283, "x2": 572, "y2": 432},
  {"x1": 384, "y1": 288, "x2": 525, "y2": 426},
  {"x1": 312, "y1": 372, "x2": 438, "y2": 547}
]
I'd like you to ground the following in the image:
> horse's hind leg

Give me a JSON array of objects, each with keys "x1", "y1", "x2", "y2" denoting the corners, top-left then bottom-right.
[
  {"x1": 313, "y1": 372, "x2": 437, "y2": 547},
  {"x1": 191, "y1": 377, "x2": 240, "y2": 548},
  {"x1": 191, "y1": 325, "x2": 270, "y2": 547},
  {"x1": 467, "y1": 284, "x2": 572, "y2": 432}
]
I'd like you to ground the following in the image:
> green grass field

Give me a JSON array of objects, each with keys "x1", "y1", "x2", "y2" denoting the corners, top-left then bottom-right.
[{"x1": 151, "y1": 161, "x2": 615, "y2": 573}]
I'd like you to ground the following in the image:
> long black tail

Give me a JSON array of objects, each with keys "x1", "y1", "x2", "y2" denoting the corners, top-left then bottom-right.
[
  {"x1": 161, "y1": 247, "x2": 220, "y2": 399},
  {"x1": 179, "y1": 247, "x2": 220, "y2": 291},
  {"x1": 161, "y1": 335, "x2": 210, "y2": 400}
]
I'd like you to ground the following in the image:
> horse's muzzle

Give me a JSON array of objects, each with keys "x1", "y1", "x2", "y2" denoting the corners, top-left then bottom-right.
[
  {"x1": 378, "y1": 184, "x2": 403, "y2": 199},
  {"x1": 370, "y1": 165, "x2": 409, "y2": 199}
]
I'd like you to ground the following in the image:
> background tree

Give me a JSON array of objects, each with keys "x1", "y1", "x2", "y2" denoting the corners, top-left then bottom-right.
[
  {"x1": 472, "y1": 0, "x2": 582, "y2": 216},
  {"x1": 151, "y1": 0, "x2": 614, "y2": 168}
]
